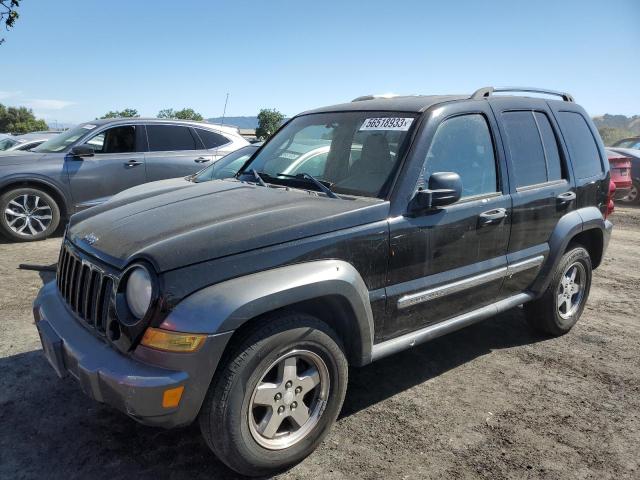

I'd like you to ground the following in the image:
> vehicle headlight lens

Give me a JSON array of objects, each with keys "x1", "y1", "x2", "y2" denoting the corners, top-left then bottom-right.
[{"x1": 125, "y1": 267, "x2": 153, "y2": 318}]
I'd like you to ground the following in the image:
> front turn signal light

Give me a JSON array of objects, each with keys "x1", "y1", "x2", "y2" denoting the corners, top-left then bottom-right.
[{"x1": 141, "y1": 327, "x2": 206, "y2": 353}]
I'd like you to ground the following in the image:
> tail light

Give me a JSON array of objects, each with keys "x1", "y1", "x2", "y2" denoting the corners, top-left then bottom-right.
[{"x1": 605, "y1": 180, "x2": 615, "y2": 219}]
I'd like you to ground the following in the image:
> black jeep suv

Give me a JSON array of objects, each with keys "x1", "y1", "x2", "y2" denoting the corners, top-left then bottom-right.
[{"x1": 34, "y1": 87, "x2": 613, "y2": 476}]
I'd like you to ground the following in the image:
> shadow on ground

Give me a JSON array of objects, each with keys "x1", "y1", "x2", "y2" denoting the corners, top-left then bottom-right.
[{"x1": 0, "y1": 304, "x2": 548, "y2": 479}]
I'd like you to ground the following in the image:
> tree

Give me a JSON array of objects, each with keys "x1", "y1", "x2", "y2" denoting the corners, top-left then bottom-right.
[
  {"x1": 597, "y1": 126, "x2": 634, "y2": 146},
  {"x1": 0, "y1": 103, "x2": 48, "y2": 133},
  {"x1": 0, "y1": 0, "x2": 19, "y2": 45},
  {"x1": 256, "y1": 108, "x2": 284, "y2": 140},
  {"x1": 157, "y1": 107, "x2": 203, "y2": 121},
  {"x1": 100, "y1": 108, "x2": 139, "y2": 119}
]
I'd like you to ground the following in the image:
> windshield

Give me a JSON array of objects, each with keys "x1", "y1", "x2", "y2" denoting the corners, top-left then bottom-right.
[
  {"x1": 194, "y1": 145, "x2": 258, "y2": 182},
  {"x1": 32, "y1": 124, "x2": 94, "y2": 153},
  {"x1": 0, "y1": 138, "x2": 19, "y2": 151},
  {"x1": 240, "y1": 111, "x2": 417, "y2": 198}
]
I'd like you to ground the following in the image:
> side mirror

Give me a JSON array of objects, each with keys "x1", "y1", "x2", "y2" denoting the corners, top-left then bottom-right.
[
  {"x1": 70, "y1": 145, "x2": 95, "y2": 158},
  {"x1": 412, "y1": 171, "x2": 463, "y2": 210}
]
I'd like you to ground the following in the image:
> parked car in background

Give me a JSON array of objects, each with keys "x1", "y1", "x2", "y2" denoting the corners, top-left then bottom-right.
[
  {"x1": 1, "y1": 131, "x2": 60, "y2": 152},
  {"x1": 612, "y1": 136, "x2": 640, "y2": 150},
  {"x1": 608, "y1": 146, "x2": 640, "y2": 204},
  {"x1": 606, "y1": 149, "x2": 632, "y2": 200},
  {"x1": 0, "y1": 118, "x2": 248, "y2": 241},
  {"x1": 108, "y1": 143, "x2": 262, "y2": 202},
  {"x1": 35, "y1": 87, "x2": 613, "y2": 476}
]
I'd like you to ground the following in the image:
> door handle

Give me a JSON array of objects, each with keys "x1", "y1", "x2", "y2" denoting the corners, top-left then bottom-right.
[
  {"x1": 124, "y1": 160, "x2": 143, "y2": 167},
  {"x1": 557, "y1": 191, "x2": 576, "y2": 203},
  {"x1": 194, "y1": 157, "x2": 210, "y2": 163},
  {"x1": 478, "y1": 208, "x2": 507, "y2": 227}
]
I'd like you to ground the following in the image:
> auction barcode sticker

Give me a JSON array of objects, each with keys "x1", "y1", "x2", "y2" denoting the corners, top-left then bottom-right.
[{"x1": 360, "y1": 117, "x2": 414, "y2": 131}]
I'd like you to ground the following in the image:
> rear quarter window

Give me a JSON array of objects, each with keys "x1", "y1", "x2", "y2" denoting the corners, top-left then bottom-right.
[{"x1": 557, "y1": 112, "x2": 603, "y2": 179}]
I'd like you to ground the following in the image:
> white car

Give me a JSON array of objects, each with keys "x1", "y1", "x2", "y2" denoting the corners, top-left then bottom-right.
[{"x1": 0, "y1": 131, "x2": 61, "y2": 152}]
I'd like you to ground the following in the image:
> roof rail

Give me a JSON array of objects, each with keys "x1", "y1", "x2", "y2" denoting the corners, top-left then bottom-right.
[{"x1": 471, "y1": 86, "x2": 574, "y2": 102}]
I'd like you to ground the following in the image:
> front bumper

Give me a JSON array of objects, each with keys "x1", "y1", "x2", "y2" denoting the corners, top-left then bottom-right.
[{"x1": 33, "y1": 281, "x2": 232, "y2": 428}]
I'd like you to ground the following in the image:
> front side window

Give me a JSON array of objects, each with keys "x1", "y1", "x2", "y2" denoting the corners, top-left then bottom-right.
[
  {"x1": 33, "y1": 124, "x2": 94, "y2": 153},
  {"x1": 556, "y1": 111, "x2": 603, "y2": 179},
  {"x1": 146, "y1": 125, "x2": 198, "y2": 152},
  {"x1": 86, "y1": 126, "x2": 136, "y2": 154},
  {"x1": 422, "y1": 114, "x2": 498, "y2": 198},
  {"x1": 242, "y1": 111, "x2": 417, "y2": 198}
]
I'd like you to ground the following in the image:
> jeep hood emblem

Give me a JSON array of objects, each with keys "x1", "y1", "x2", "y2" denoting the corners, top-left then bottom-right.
[{"x1": 83, "y1": 233, "x2": 99, "y2": 245}]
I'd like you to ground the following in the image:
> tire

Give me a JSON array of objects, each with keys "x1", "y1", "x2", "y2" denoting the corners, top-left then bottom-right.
[
  {"x1": 620, "y1": 180, "x2": 639, "y2": 205},
  {"x1": 199, "y1": 312, "x2": 348, "y2": 477},
  {"x1": 524, "y1": 246, "x2": 592, "y2": 336},
  {"x1": 0, "y1": 187, "x2": 61, "y2": 242}
]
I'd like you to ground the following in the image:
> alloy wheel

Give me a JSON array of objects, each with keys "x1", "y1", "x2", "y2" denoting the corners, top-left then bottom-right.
[
  {"x1": 248, "y1": 349, "x2": 330, "y2": 450},
  {"x1": 3, "y1": 193, "x2": 53, "y2": 237},
  {"x1": 556, "y1": 262, "x2": 586, "y2": 319}
]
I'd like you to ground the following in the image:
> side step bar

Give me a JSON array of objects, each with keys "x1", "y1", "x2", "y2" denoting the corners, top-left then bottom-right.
[{"x1": 370, "y1": 292, "x2": 534, "y2": 362}]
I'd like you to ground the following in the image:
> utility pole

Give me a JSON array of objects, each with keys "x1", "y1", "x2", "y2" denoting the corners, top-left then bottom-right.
[{"x1": 221, "y1": 93, "x2": 229, "y2": 126}]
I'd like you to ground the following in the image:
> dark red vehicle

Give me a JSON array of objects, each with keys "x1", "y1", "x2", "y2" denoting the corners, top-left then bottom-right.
[{"x1": 606, "y1": 149, "x2": 632, "y2": 200}]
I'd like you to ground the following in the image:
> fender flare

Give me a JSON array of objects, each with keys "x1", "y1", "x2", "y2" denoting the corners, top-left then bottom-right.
[
  {"x1": 160, "y1": 260, "x2": 376, "y2": 365},
  {"x1": 0, "y1": 174, "x2": 71, "y2": 216},
  {"x1": 531, "y1": 206, "x2": 606, "y2": 295}
]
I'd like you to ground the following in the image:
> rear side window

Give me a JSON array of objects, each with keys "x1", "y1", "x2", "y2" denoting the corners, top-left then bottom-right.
[
  {"x1": 146, "y1": 125, "x2": 198, "y2": 151},
  {"x1": 501, "y1": 112, "x2": 547, "y2": 187},
  {"x1": 195, "y1": 129, "x2": 230, "y2": 149},
  {"x1": 501, "y1": 111, "x2": 565, "y2": 188},
  {"x1": 556, "y1": 112, "x2": 603, "y2": 179},
  {"x1": 534, "y1": 113, "x2": 563, "y2": 182},
  {"x1": 423, "y1": 114, "x2": 498, "y2": 198}
]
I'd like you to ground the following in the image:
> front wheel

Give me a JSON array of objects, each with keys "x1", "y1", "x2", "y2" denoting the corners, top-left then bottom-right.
[
  {"x1": 0, "y1": 187, "x2": 61, "y2": 241},
  {"x1": 199, "y1": 312, "x2": 348, "y2": 477},
  {"x1": 524, "y1": 246, "x2": 592, "y2": 336}
]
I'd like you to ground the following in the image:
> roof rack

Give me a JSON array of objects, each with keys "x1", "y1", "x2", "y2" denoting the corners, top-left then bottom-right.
[{"x1": 471, "y1": 86, "x2": 574, "y2": 102}]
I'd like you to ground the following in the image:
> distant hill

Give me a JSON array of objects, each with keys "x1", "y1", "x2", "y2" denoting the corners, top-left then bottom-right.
[
  {"x1": 593, "y1": 114, "x2": 640, "y2": 145},
  {"x1": 207, "y1": 116, "x2": 258, "y2": 129}
]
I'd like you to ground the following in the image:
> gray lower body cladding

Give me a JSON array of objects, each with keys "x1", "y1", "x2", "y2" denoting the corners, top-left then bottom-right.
[{"x1": 33, "y1": 281, "x2": 232, "y2": 428}]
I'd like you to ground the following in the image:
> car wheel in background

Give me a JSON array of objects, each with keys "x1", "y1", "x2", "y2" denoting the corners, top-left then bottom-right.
[
  {"x1": 620, "y1": 181, "x2": 639, "y2": 205},
  {"x1": 0, "y1": 187, "x2": 61, "y2": 242}
]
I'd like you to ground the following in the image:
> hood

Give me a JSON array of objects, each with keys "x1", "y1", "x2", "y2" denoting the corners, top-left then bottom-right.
[
  {"x1": 0, "y1": 151, "x2": 48, "y2": 166},
  {"x1": 68, "y1": 180, "x2": 388, "y2": 272}
]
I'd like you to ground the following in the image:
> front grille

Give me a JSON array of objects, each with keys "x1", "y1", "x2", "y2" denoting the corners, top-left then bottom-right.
[{"x1": 57, "y1": 243, "x2": 115, "y2": 335}]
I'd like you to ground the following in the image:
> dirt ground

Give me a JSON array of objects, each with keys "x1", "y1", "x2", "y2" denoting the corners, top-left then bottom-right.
[{"x1": 1, "y1": 207, "x2": 639, "y2": 480}]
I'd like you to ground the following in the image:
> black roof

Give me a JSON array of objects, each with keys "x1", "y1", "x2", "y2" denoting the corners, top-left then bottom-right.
[{"x1": 301, "y1": 95, "x2": 467, "y2": 115}]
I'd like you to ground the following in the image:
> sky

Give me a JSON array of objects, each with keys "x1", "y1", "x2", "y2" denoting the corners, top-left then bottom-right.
[{"x1": 1, "y1": 0, "x2": 639, "y2": 125}]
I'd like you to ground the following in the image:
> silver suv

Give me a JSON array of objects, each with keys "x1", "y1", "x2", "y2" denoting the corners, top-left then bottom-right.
[{"x1": 0, "y1": 118, "x2": 248, "y2": 241}]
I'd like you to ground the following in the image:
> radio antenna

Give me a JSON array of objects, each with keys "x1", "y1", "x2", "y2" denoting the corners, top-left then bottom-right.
[{"x1": 221, "y1": 93, "x2": 229, "y2": 126}]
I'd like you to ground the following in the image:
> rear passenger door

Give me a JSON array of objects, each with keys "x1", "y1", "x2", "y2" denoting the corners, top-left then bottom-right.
[
  {"x1": 490, "y1": 98, "x2": 575, "y2": 296},
  {"x1": 144, "y1": 124, "x2": 214, "y2": 181}
]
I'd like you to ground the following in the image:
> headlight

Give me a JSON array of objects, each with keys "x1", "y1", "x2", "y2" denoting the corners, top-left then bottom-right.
[{"x1": 125, "y1": 266, "x2": 153, "y2": 318}]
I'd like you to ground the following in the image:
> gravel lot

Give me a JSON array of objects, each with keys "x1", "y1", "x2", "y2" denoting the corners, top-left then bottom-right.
[{"x1": 1, "y1": 206, "x2": 639, "y2": 480}]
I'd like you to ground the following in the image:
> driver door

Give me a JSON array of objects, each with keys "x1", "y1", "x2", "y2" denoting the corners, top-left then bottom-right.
[
  {"x1": 384, "y1": 102, "x2": 511, "y2": 340},
  {"x1": 66, "y1": 125, "x2": 147, "y2": 209}
]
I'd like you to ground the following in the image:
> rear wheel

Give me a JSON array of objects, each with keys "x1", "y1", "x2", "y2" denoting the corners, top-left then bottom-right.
[
  {"x1": 621, "y1": 180, "x2": 639, "y2": 204},
  {"x1": 0, "y1": 187, "x2": 61, "y2": 242},
  {"x1": 199, "y1": 312, "x2": 348, "y2": 477},
  {"x1": 524, "y1": 246, "x2": 592, "y2": 336}
]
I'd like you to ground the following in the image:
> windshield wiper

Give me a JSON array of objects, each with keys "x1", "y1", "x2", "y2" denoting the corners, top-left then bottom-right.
[
  {"x1": 251, "y1": 169, "x2": 268, "y2": 187},
  {"x1": 276, "y1": 172, "x2": 339, "y2": 199}
]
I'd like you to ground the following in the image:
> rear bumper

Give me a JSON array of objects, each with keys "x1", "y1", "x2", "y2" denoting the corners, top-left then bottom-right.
[{"x1": 33, "y1": 281, "x2": 232, "y2": 428}]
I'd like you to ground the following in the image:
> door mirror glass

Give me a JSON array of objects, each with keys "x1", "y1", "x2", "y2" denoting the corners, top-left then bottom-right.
[
  {"x1": 70, "y1": 145, "x2": 95, "y2": 158},
  {"x1": 412, "y1": 171, "x2": 462, "y2": 210}
]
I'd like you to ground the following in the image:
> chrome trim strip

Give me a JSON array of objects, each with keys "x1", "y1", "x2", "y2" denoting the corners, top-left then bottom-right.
[
  {"x1": 397, "y1": 255, "x2": 545, "y2": 310},
  {"x1": 373, "y1": 292, "x2": 534, "y2": 362},
  {"x1": 506, "y1": 255, "x2": 545, "y2": 276},
  {"x1": 397, "y1": 267, "x2": 507, "y2": 310}
]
